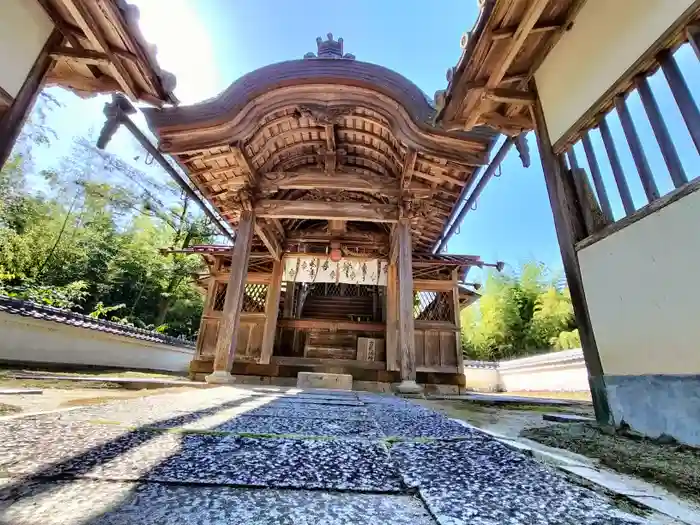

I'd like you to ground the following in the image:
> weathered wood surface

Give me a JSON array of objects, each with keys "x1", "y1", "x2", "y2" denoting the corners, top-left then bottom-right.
[
  {"x1": 257, "y1": 170, "x2": 434, "y2": 197},
  {"x1": 397, "y1": 220, "x2": 416, "y2": 381},
  {"x1": 212, "y1": 211, "x2": 255, "y2": 373},
  {"x1": 533, "y1": 87, "x2": 612, "y2": 425},
  {"x1": 255, "y1": 200, "x2": 399, "y2": 223},
  {"x1": 259, "y1": 260, "x2": 283, "y2": 364},
  {"x1": 385, "y1": 263, "x2": 399, "y2": 372}
]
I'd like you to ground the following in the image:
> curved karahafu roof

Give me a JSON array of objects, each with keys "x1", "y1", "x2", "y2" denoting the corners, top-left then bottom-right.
[{"x1": 143, "y1": 35, "x2": 499, "y2": 253}]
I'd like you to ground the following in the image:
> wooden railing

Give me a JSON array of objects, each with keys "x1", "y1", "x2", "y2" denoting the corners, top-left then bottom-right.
[{"x1": 556, "y1": 37, "x2": 699, "y2": 248}]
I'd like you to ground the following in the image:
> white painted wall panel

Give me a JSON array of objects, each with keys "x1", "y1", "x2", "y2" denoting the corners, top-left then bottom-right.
[
  {"x1": 579, "y1": 189, "x2": 700, "y2": 375},
  {"x1": 0, "y1": 0, "x2": 53, "y2": 97},
  {"x1": 0, "y1": 312, "x2": 195, "y2": 372},
  {"x1": 535, "y1": 0, "x2": 695, "y2": 142}
]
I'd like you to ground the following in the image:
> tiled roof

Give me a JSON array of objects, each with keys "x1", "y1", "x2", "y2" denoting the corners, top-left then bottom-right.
[{"x1": 0, "y1": 296, "x2": 194, "y2": 348}]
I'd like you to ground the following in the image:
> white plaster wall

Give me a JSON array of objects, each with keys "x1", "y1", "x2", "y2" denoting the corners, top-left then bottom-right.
[
  {"x1": 579, "y1": 189, "x2": 700, "y2": 376},
  {"x1": 0, "y1": 312, "x2": 195, "y2": 372},
  {"x1": 535, "y1": 0, "x2": 695, "y2": 142},
  {"x1": 498, "y1": 349, "x2": 589, "y2": 392},
  {"x1": 461, "y1": 350, "x2": 589, "y2": 392},
  {"x1": 463, "y1": 365, "x2": 501, "y2": 392},
  {"x1": 0, "y1": 0, "x2": 53, "y2": 97}
]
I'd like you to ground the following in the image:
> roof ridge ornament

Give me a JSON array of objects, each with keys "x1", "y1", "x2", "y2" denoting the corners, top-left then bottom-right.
[{"x1": 304, "y1": 33, "x2": 355, "y2": 60}]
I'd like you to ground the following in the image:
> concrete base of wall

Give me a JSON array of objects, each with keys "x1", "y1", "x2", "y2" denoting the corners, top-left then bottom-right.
[{"x1": 605, "y1": 374, "x2": 700, "y2": 447}]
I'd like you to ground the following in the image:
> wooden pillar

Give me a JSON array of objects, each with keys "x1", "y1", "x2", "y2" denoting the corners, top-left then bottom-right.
[
  {"x1": 195, "y1": 277, "x2": 217, "y2": 358},
  {"x1": 451, "y1": 268, "x2": 465, "y2": 376},
  {"x1": 206, "y1": 210, "x2": 255, "y2": 383},
  {"x1": 259, "y1": 259, "x2": 283, "y2": 364},
  {"x1": 532, "y1": 81, "x2": 612, "y2": 426},
  {"x1": 0, "y1": 30, "x2": 62, "y2": 170},
  {"x1": 385, "y1": 262, "x2": 399, "y2": 371},
  {"x1": 396, "y1": 219, "x2": 422, "y2": 393}
]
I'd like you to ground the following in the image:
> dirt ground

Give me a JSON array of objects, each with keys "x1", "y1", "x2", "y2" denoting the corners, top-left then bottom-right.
[
  {"x1": 419, "y1": 398, "x2": 594, "y2": 439},
  {"x1": 0, "y1": 367, "x2": 196, "y2": 414},
  {"x1": 522, "y1": 423, "x2": 700, "y2": 504}
]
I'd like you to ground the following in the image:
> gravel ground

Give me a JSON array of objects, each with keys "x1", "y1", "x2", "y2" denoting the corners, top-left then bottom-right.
[{"x1": 0, "y1": 387, "x2": 653, "y2": 524}]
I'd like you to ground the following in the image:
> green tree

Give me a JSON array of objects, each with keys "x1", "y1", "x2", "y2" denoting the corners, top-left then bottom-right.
[{"x1": 461, "y1": 262, "x2": 578, "y2": 360}]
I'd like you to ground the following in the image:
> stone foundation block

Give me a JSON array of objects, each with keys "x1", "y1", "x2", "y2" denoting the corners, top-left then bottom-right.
[{"x1": 297, "y1": 372, "x2": 353, "y2": 390}]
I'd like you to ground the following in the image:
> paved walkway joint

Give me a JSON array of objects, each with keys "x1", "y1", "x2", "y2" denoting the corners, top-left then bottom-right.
[{"x1": 0, "y1": 387, "x2": 656, "y2": 524}]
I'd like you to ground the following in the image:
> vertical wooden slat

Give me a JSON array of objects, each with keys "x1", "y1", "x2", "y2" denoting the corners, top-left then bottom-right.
[
  {"x1": 581, "y1": 131, "x2": 614, "y2": 222},
  {"x1": 598, "y1": 117, "x2": 636, "y2": 215},
  {"x1": 688, "y1": 25, "x2": 700, "y2": 60},
  {"x1": 260, "y1": 260, "x2": 283, "y2": 364},
  {"x1": 635, "y1": 75, "x2": 688, "y2": 189},
  {"x1": 0, "y1": 30, "x2": 63, "y2": 170},
  {"x1": 209, "y1": 211, "x2": 255, "y2": 379},
  {"x1": 532, "y1": 81, "x2": 612, "y2": 426},
  {"x1": 385, "y1": 262, "x2": 399, "y2": 371},
  {"x1": 566, "y1": 147, "x2": 580, "y2": 170},
  {"x1": 660, "y1": 50, "x2": 700, "y2": 155},
  {"x1": 397, "y1": 219, "x2": 419, "y2": 390},
  {"x1": 570, "y1": 167, "x2": 610, "y2": 236},
  {"x1": 615, "y1": 95, "x2": 660, "y2": 203}
]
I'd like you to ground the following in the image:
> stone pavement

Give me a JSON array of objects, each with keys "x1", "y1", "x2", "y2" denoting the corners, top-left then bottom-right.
[{"x1": 0, "y1": 387, "x2": 652, "y2": 524}]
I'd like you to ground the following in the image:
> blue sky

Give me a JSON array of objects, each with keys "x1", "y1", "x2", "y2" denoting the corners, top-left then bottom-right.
[{"x1": 28, "y1": 0, "x2": 700, "y2": 283}]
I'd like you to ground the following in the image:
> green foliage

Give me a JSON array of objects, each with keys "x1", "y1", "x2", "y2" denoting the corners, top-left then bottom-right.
[
  {"x1": 461, "y1": 262, "x2": 578, "y2": 361},
  {"x1": 88, "y1": 301, "x2": 126, "y2": 319},
  {"x1": 0, "y1": 90, "x2": 217, "y2": 339}
]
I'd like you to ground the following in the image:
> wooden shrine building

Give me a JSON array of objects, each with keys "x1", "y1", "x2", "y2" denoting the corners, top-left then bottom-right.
[{"x1": 147, "y1": 35, "x2": 503, "y2": 392}]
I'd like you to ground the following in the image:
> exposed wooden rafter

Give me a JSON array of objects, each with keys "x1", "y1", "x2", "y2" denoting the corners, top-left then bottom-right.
[{"x1": 60, "y1": 0, "x2": 138, "y2": 100}]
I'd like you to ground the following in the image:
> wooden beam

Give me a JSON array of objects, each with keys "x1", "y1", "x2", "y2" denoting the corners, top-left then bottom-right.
[
  {"x1": 259, "y1": 260, "x2": 283, "y2": 364},
  {"x1": 278, "y1": 319, "x2": 385, "y2": 332},
  {"x1": 60, "y1": 0, "x2": 138, "y2": 100},
  {"x1": 286, "y1": 230, "x2": 388, "y2": 245},
  {"x1": 400, "y1": 149, "x2": 417, "y2": 189},
  {"x1": 255, "y1": 199, "x2": 399, "y2": 223},
  {"x1": 532, "y1": 81, "x2": 612, "y2": 425},
  {"x1": 44, "y1": 71, "x2": 121, "y2": 93},
  {"x1": 397, "y1": 219, "x2": 417, "y2": 386},
  {"x1": 478, "y1": 112, "x2": 533, "y2": 133},
  {"x1": 484, "y1": 88, "x2": 536, "y2": 105},
  {"x1": 257, "y1": 170, "x2": 433, "y2": 197},
  {"x1": 50, "y1": 47, "x2": 110, "y2": 66},
  {"x1": 491, "y1": 22, "x2": 562, "y2": 40},
  {"x1": 0, "y1": 29, "x2": 63, "y2": 170},
  {"x1": 208, "y1": 210, "x2": 255, "y2": 380},
  {"x1": 255, "y1": 219, "x2": 282, "y2": 260}
]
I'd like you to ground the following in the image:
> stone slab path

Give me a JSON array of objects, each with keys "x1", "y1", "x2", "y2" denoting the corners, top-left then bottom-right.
[{"x1": 0, "y1": 387, "x2": 653, "y2": 524}]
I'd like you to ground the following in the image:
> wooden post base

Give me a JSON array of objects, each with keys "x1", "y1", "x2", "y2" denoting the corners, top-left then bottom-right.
[
  {"x1": 205, "y1": 370, "x2": 237, "y2": 385},
  {"x1": 396, "y1": 379, "x2": 423, "y2": 394}
]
